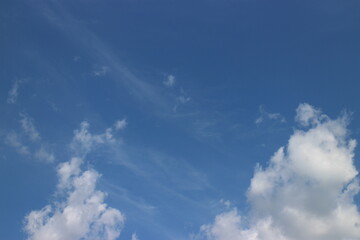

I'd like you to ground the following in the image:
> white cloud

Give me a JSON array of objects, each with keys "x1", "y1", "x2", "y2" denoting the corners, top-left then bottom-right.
[
  {"x1": 20, "y1": 113, "x2": 41, "y2": 141},
  {"x1": 114, "y1": 119, "x2": 127, "y2": 131},
  {"x1": 255, "y1": 105, "x2": 286, "y2": 124},
  {"x1": 295, "y1": 103, "x2": 325, "y2": 127},
  {"x1": 198, "y1": 209, "x2": 263, "y2": 240},
  {"x1": 197, "y1": 103, "x2": 360, "y2": 240},
  {"x1": 163, "y1": 74, "x2": 176, "y2": 87},
  {"x1": 24, "y1": 122, "x2": 125, "y2": 240},
  {"x1": 70, "y1": 121, "x2": 117, "y2": 157},
  {"x1": 131, "y1": 233, "x2": 139, "y2": 240},
  {"x1": 7, "y1": 80, "x2": 22, "y2": 104},
  {"x1": 24, "y1": 158, "x2": 124, "y2": 240},
  {"x1": 4, "y1": 132, "x2": 30, "y2": 155}
]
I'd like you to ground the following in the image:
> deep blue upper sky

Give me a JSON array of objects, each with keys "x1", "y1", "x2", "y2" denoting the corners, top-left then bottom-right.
[{"x1": 1, "y1": 0, "x2": 360, "y2": 239}]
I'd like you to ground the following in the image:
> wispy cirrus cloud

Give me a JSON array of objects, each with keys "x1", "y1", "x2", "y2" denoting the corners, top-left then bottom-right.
[
  {"x1": 40, "y1": 3, "x2": 169, "y2": 113},
  {"x1": 103, "y1": 182, "x2": 156, "y2": 214},
  {"x1": 196, "y1": 103, "x2": 360, "y2": 240},
  {"x1": 33, "y1": 2, "x2": 236, "y2": 147}
]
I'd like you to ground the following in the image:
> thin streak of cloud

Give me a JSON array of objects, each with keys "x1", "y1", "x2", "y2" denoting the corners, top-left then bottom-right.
[
  {"x1": 40, "y1": 3, "x2": 169, "y2": 112},
  {"x1": 104, "y1": 182, "x2": 156, "y2": 214}
]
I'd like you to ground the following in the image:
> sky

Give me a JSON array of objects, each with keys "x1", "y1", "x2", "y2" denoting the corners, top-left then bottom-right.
[{"x1": 1, "y1": 0, "x2": 360, "y2": 239}]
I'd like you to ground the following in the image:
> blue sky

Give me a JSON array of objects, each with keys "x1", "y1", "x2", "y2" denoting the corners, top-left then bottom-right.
[{"x1": 2, "y1": 0, "x2": 360, "y2": 239}]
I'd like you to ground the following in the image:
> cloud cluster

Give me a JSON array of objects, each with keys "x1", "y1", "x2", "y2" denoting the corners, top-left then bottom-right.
[
  {"x1": 4, "y1": 114, "x2": 55, "y2": 163},
  {"x1": 24, "y1": 122, "x2": 126, "y2": 240},
  {"x1": 70, "y1": 119, "x2": 126, "y2": 158},
  {"x1": 25, "y1": 157, "x2": 124, "y2": 240},
  {"x1": 198, "y1": 103, "x2": 360, "y2": 240}
]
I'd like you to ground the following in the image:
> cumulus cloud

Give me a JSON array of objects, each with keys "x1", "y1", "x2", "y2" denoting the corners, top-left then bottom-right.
[
  {"x1": 295, "y1": 103, "x2": 325, "y2": 127},
  {"x1": 163, "y1": 74, "x2": 176, "y2": 87},
  {"x1": 24, "y1": 158, "x2": 124, "y2": 240},
  {"x1": 197, "y1": 103, "x2": 360, "y2": 240},
  {"x1": 255, "y1": 105, "x2": 286, "y2": 124},
  {"x1": 7, "y1": 80, "x2": 22, "y2": 104},
  {"x1": 24, "y1": 122, "x2": 125, "y2": 240}
]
